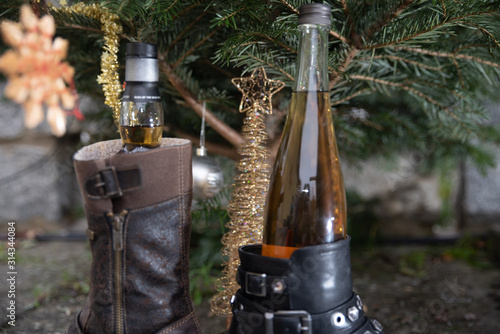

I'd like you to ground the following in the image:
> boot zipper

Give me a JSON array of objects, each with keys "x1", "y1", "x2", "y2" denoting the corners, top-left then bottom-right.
[{"x1": 108, "y1": 210, "x2": 127, "y2": 334}]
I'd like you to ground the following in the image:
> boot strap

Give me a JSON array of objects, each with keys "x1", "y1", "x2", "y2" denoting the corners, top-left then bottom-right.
[
  {"x1": 237, "y1": 267, "x2": 289, "y2": 297},
  {"x1": 85, "y1": 166, "x2": 142, "y2": 199},
  {"x1": 232, "y1": 291, "x2": 383, "y2": 334}
]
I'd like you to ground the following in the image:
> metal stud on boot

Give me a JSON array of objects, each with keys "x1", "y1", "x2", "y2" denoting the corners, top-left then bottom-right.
[
  {"x1": 229, "y1": 237, "x2": 383, "y2": 334},
  {"x1": 67, "y1": 138, "x2": 202, "y2": 334}
]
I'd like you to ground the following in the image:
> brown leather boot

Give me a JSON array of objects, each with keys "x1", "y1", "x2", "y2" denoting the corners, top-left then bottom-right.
[{"x1": 67, "y1": 138, "x2": 202, "y2": 334}]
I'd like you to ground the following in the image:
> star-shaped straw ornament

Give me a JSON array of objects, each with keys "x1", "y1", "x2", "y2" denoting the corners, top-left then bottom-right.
[
  {"x1": 0, "y1": 5, "x2": 79, "y2": 137},
  {"x1": 232, "y1": 67, "x2": 285, "y2": 115}
]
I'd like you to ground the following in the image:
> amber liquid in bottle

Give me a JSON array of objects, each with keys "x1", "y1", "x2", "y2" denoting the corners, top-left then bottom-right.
[
  {"x1": 119, "y1": 125, "x2": 163, "y2": 152},
  {"x1": 262, "y1": 91, "x2": 347, "y2": 258}
]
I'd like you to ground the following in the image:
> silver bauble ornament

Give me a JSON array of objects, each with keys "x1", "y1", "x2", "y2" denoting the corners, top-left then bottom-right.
[{"x1": 192, "y1": 147, "x2": 224, "y2": 200}]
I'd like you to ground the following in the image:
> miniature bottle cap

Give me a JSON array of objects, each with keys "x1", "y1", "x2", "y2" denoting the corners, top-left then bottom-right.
[
  {"x1": 126, "y1": 42, "x2": 158, "y2": 59},
  {"x1": 298, "y1": 3, "x2": 332, "y2": 26}
]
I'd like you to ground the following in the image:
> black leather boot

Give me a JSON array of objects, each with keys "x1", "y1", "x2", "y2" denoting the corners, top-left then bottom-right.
[
  {"x1": 67, "y1": 138, "x2": 202, "y2": 334},
  {"x1": 229, "y1": 237, "x2": 383, "y2": 334}
]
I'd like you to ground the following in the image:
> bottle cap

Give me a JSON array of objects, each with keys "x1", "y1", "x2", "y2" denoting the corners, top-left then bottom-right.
[
  {"x1": 125, "y1": 43, "x2": 159, "y2": 82},
  {"x1": 298, "y1": 3, "x2": 331, "y2": 26},
  {"x1": 126, "y1": 43, "x2": 158, "y2": 59}
]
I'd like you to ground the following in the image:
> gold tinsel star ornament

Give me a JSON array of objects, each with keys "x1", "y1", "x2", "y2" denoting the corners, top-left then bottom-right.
[
  {"x1": 211, "y1": 67, "x2": 284, "y2": 316},
  {"x1": 233, "y1": 67, "x2": 285, "y2": 114}
]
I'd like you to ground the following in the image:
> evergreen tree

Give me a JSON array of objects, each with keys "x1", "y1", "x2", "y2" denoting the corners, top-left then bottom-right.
[{"x1": 1, "y1": 0, "x2": 500, "y2": 167}]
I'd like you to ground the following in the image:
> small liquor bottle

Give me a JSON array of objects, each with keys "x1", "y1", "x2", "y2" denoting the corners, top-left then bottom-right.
[
  {"x1": 119, "y1": 43, "x2": 163, "y2": 153},
  {"x1": 262, "y1": 4, "x2": 347, "y2": 258}
]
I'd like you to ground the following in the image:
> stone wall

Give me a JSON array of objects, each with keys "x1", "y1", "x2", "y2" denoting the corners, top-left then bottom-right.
[
  {"x1": 343, "y1": 101, "x2": 500, "y2": 238},
  {"x1": 464, "y1": 102, "x2": 500, "y2": 230},
  {"x1": 343, "y1": 155, "x2": 450, "y2": 238},
  {"x1": 0, "y1": 81, "x2": 100, "y2": 225}
]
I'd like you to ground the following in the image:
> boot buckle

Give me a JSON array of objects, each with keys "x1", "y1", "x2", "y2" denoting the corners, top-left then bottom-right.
[
  {"x1": 245, "y1": 272, "x2": 267, "y2": 297},
  {"x1": 264, "y1": 310, "x2": 312, "y2": 334},
  {"x1": 95, "y1": 166, "x2": 123, "y2": 198}
]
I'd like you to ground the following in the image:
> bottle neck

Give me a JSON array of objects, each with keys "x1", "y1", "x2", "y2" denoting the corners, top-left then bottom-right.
[{"x1": 294, "y1": 24, "x2": 330, "y2": 92}]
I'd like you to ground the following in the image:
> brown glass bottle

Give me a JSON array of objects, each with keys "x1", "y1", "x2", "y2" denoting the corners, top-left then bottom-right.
[
  {"x1": 119, "y1": 43, "x2": 163, "y2": 153},
  {"x1": 262, "y1": 4, "x2": 346, "y2": 259}
]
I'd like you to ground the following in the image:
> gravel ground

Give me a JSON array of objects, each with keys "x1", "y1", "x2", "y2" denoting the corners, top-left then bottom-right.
[{"x1": 0, "y1": 233, "x2": 499, "y2": 334}]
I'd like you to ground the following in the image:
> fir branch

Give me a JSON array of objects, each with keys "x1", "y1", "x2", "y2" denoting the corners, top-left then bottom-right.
[
  {"x1": 363, "y1": 0, "x2": 415, "y2": 42},
  {"x1": 408, "y1": 79, "x2": 466, "y2": 101},
  {"x1": 356, "y1": 54, "x2": 442, "y2": 72},
  {"x1": 172, "y1": 25, "x2": 221, "y2": 69},
  {"x1": 367, "y1": 8, "x2": 500, "y2": 50},
  {"x1": 340, "y1": 0, "x2": 349, "y2": 22},
  {"x1": 385, "y1": 112, "x2": 422, "y2": 143},
  {"x1": 244, "y1": 52, "x2": 295, "y2": 81},
  {"x1": 212, "y1": 6, "x2": 246, "y2": 28},
  {"x1": 51, "y1": 8, "x2": 104, "y2": 35},
  {"x1": 196, "y1": 57, "x2": 235, "y2": 79},
  {"x1": 451, "y1": 57, "x2": 465, "y2": 89},
  {"x1": 159, "y1": 60, "x2": 244, "y2": 147},
  {"x1": 329, "y1": 26, "x2": 348, "y2": 44},
  {"x1": 453, "y1": 43, "x2": 491, "y2": 54},
  {"x1": 278, "y1": 0, "x2": 298, "y2": 15},
  {"x1": 164, "y1": 0, "x2": 179, "y2": 14},
  {"x1": 331, "y1": 87, "x2": 372, "y2": 106},
  {"x1": 358, "y1": 117, "x2": 384, "y2": 132},
  {"x1": 164, "y1": 11, "x2": 206, "y2": 57},
  {"x1": 392, "y1": 0, "x2": 415, "y2": 21},
  {"x1": 440, "y1": 0, "x2": 447, "y2": 19},
  {"x1": 393, "y1": 46, "x2": 500, "y2": 69},
  {"x1": 459, "y1": 20, "x2": 500, "y2": 49},
  {"x1": 57, "y1": 22, "x2": 104, "y2": 35},
  {"x1": 348, "y1": 74, "x2": 461, "y2": 122},
  {"x1": 330, "y1": 47, "x2": 359, "y2": 90},
  {"x1": 171, "y1": 2, "x2": 199, "y2": 21},
  {"x1": 251, "y1": 32, "x2": 297, "y2": 55},
  {"x1": 340, "y1": 0, "x2": 357, "y2": 46},
  {"x1": 228, "y1": 32, "x2": 297, "y2": 59}
]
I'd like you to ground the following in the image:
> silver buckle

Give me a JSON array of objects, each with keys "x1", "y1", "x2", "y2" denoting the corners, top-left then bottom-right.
[
  {"x1": 264, "y1": 310, "x2": 312, "y2": 334},
  {"x1": 245, "y1": 272, "x2": 267, "y2": 297}
]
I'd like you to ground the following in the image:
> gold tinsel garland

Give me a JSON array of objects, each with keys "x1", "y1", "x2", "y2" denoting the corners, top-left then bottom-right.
[
  {"x1": 211, "y1": 68, "x2": 284, "y2": 316},
  {"x1": 56, "y1": 3, "x2": 123, "y2": 127}
]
